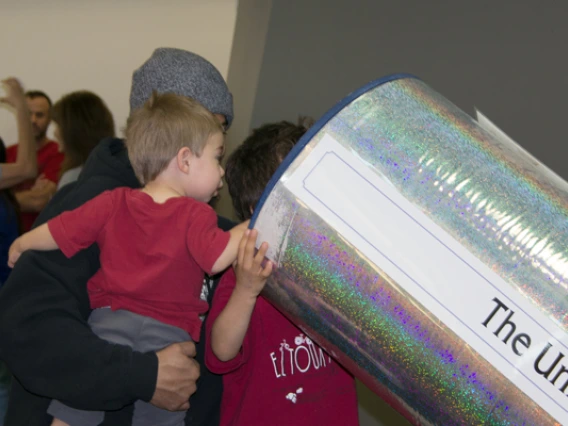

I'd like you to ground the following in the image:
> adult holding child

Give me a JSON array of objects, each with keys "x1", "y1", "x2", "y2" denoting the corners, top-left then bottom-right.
[
  {"x1": 0, "y1": 48, "x2": 235, "y2": 426},
  {"x1": 9, "y1": 91, "x2": 249, "y2": 426}
]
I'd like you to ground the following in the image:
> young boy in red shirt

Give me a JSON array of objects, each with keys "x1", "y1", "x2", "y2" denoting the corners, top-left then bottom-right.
[
  {"x1": 206, "y1": 121, "x2": 360, "y2": 426},
  {"x1": 9, "y1": 92, "x2": 248, "y2": 426}
]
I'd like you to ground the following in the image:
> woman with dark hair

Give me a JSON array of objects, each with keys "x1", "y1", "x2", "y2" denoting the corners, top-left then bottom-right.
[{"x1": 52, "y1": 91, "x2": 115, "y2": 190}]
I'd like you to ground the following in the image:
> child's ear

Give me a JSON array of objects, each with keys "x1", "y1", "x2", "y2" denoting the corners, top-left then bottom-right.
[{"x1": 176, "y1": 147, "x2": 193, "y2": 173}]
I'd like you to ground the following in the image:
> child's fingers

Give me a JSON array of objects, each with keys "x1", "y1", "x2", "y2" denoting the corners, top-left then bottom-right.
[
  {"x1": 253, "y1": 241, "x2": 269, "y2": 266},
  {"x1": 243, "y1": 229, "x2": 258, "y2": 268},
  {"x1": 7, "y1": 252, "x2": 18, "y2": 268},
  {"x1": 236, "y1": 229, "x2": 249, "y2": 266},
  {"x1": 260, "y1": 260, "x2": 273, "y2": 278}
]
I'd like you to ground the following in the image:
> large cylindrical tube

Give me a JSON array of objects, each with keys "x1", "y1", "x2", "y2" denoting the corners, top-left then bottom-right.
[{"x1": 251, "y1": 75, "x2": 567, "y2": 425}]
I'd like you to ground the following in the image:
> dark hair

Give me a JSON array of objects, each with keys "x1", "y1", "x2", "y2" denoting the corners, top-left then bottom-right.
[
  {"x1": 25, "y1": 90, "x2": 52, "y2": 107},
  {"x1": 225, "y1": 119, "x2": 311, "y2": 221},
  {"x1": 0, "y1": 138, "x2": 22, "y2": 234},
  {"x1": 52, "y1": 91, "x2": 115, "y2": 177}
]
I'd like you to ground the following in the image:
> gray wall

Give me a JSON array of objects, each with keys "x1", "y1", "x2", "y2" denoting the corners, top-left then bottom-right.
[
  {"x1": 225, "y1": 1, "x2": 567, "y2": 424},
  {"x1": 250, "y1": 0, "x2": 568, "y2": 180}
]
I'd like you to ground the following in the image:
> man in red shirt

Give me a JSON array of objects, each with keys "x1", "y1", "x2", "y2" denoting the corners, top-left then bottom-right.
[{"x1": 6, "y1": 90, "x2": 64, "y2": 231}]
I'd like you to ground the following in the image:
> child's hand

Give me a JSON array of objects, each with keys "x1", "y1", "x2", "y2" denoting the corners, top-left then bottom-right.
[
  {"x1": 8, "y1": 237, "x2": 24, "y2": 268},
  {"x1": 233, "y1": 219, "x2": 251, "y2": 235},
  {"x1": 234, "y1": 229, "x2": 273, "y2": 299}
]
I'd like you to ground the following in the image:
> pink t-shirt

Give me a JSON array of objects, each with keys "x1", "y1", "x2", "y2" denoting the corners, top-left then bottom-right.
[
  {"x1": 205, "y1": 268, "x2": 359, "y2": 426},
  {"x1": 48, "y1": 187, "x2": 230, "y2": 340}
]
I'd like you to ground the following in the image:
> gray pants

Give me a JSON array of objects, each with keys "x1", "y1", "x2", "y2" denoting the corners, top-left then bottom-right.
[{"x1": 48, "y1": 308, "x2": 191, "y2": 426}]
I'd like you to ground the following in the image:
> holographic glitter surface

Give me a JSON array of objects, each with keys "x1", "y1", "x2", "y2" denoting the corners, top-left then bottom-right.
[{"x1": 252, "y1": 77, "x2": 566, "y2": 425}]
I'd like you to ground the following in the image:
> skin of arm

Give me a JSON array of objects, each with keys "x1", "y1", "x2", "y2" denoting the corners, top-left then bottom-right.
[
  {"x1": 210, "y1": 219, "x2": 251, "y2": 275},
  {"x1": 0, "y1": 78, "x2": 37, "y2": 189},
  {"x1": 8, "y1": 223, "x2": 58, "y2": 267},
  {"x1": 16, "y1": 178, "x2": 57, "y2": 212},
  {"x1": 210, "y1": 229, "x2": 273, "y2": 361}
]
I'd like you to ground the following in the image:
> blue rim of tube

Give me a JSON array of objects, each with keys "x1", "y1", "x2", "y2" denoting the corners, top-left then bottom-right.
[{"x1": 250, "y1": 72, "x2": 419, "y2": 227}]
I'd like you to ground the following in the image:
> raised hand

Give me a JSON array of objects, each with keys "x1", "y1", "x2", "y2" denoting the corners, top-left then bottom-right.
[
  {"x1": 234, "y1": 229, "x2": 273, "y2": 298},
  {"x1": 1, "y1": 77, "x2": 26, "y2": 109}
]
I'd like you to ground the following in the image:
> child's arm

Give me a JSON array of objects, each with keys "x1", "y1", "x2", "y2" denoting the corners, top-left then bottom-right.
[
  {"x1": 210, "y1": 229, "x2": 273, "y2": 362},
  {"x1": 8, "y1": 223, "x2": 58, "y2": 267},
  {"x1": 210, "y1": 219, "x2": 250, "y2": 275}
]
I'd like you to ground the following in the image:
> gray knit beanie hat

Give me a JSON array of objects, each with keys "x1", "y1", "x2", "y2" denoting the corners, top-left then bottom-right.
[{"x1": 129, "y1": 47, "x2": 234, "y2": 128}]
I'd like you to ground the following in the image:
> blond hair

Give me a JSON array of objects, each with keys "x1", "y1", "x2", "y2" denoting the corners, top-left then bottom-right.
[{"x1": 125, "y1": 91, "x2": 223, "y2": 185}]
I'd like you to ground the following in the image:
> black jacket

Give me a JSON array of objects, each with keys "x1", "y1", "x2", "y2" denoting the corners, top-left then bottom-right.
[{"x1": 0, "y1": 138, "x2": 229, "y2": 426}]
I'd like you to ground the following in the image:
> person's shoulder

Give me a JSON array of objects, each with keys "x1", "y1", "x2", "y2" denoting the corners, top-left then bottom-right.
[
  {"x1": 42, "y1": 140, "x2": 62, "y2": 154},
  {"x1": 108, "y1": 186, "x2": 133, "y2": 196},
  {"x1": 175, "y1": 197, "x2": 216, "y2": 220},
  {"x1": 98, "y1": 187, "x2": 133, "y2": 204},
  {"x1": 57, "y1": 166, "x2": 82, "y2": 188},
  {"x1": 5, "y1": 144, "x2": 17, "y2": 161}
]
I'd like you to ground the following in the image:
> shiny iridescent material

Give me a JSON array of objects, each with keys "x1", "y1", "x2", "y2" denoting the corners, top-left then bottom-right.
[{"x1": 251, "y1": 75, "x2": 568, "y2": 425}]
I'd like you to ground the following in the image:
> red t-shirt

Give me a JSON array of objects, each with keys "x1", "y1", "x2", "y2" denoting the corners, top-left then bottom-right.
[
  {"x1": 48, "y1": 188, "x2": 231, "y2": 340},
  {"x1": 205, "y1": 269, "x2": 359, "y2": 426},
  {"x1": 7, "y1": 140, "x2": 64, "y2": 231}
]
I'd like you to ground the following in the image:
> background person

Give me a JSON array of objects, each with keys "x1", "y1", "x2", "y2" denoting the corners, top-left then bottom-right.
[
  {"x1": 0, "y1": 78, "x2": 36, "y2": 190},
  {"x1": 5, "y1": 89, "x2": 64, "y2": 231},
  {"x1": 51, "y1": 91, "x2": 115, "y2": 190}
]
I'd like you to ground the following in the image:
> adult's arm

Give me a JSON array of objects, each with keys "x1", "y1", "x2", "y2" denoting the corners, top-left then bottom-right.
[
  {"x1": 15, "y1": 179, "x2": 57, "y2": 212},
  {"x1": 0, "y1": 242, "x2": 157, "y2": 410},
  {"x1": 0, "y1": 78, "x2": 37, "y2": 189},
  {"x1": 0, "y1": 177, "x2": 199, "y2": 413}
]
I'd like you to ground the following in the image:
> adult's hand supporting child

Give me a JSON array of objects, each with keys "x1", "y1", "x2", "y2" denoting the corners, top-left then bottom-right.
[{"x1": 151, "y1": 341, "x2": 200, "y2": 411}]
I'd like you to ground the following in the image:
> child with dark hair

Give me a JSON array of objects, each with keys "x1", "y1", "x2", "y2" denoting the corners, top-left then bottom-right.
[{"x1": 205, "y1": 120, "x2": 359, "y2": 426}]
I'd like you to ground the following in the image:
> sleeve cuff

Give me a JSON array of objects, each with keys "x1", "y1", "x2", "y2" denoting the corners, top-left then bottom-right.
[
  {"x1": 205, "y1": 343, "x2": 246, "y2": 375},
  {"x1": 128, "y1": 351, "x2": 159, "y2": 403},
  {"x1": 47, "y1": 217, "x2": 76, "y2": 258}
]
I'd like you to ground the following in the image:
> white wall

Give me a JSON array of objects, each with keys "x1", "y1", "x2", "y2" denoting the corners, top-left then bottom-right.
[
  {"x1": 0, "y1": 0, "x2": 237, "y2": 146},
  {"x1": 216, "y1": 0, "x2": 272, "y2": 220}
]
